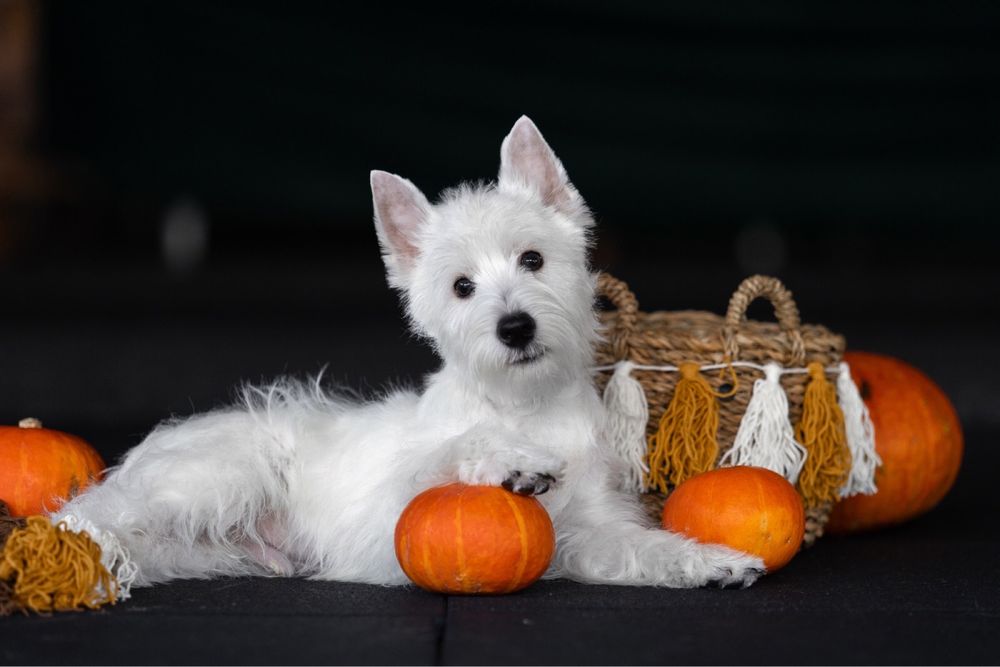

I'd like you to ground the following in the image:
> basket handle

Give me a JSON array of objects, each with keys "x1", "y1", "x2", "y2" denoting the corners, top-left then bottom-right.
[
  {"x1": 596, "y1": 273, "x2": 638, "y2": 359},
  {"x1": 722, "y1": 275, "x2": 806, "y2": 366}
]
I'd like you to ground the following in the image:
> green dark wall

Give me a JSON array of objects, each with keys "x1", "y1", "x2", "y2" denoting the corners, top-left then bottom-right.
[{"x1": 37, "y1": 1, "x2": 1000, "y2": 251}]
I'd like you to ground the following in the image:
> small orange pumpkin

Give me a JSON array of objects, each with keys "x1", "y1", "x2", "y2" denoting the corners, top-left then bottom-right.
[
  {"x1": 0, "y1": 418, "x2": 105, "y2": 517},
  {"x1": 827, "y1": 351, "x2": 963, "y2": 533},
  {"x1": 661, "y1": 466, "x2": 805, "y2": 571},
  {"x1": 394, "y1": 483, "x2": 555, "y2": 594}
]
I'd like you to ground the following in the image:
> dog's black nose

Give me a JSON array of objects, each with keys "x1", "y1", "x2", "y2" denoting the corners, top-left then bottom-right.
[{"x1": 497, "y1": 312, "x2": 536, "y2": 349}]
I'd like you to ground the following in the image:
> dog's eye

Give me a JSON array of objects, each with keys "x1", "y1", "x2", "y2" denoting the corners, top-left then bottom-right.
[
  {"x1": 453, "y1": 277, "x2": 475, "y2": 298},
  {"x1": 519, "y1": 250, "x2": 543, "y2": 271}
]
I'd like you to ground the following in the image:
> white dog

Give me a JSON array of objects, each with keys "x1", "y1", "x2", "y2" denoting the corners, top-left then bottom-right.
[{"x1": 55, "y1": 117, "x2": 764, "y2": 589}]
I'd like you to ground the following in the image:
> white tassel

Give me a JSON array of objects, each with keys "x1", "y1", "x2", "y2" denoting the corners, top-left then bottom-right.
[
  {"x1": 836, "y1": 362, "x2": 881, "y2": 496},
  {"x1": 602, "y1": 361, "x2": 650, "y2": 493},
  {"x1": 720, "y1": 362, "x2": 807, "y2": 484},
  {"x1": 57, "y1": 514, "x2": 139, "y2": 601}
]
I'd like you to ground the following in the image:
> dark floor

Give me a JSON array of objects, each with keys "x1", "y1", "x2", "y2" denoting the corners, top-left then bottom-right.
[{"x1": 1, "y1": 426, "x2": 997, "y2": 665}]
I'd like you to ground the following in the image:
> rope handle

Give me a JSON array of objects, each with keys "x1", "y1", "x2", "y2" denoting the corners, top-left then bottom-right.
[
  {"x1": 722, "y1": 275, "x2": 806, "y2": 366},
  {"x1": 595, "y1": 273, "x2": 639, "y2": 360}
]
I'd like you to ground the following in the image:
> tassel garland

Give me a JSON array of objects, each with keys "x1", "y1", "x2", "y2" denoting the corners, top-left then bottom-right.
[
  {"x1": 0, "y1": 501, "x2": 25, "y2": 615},
  {"x1": 58, "y1": 514, "x2": 138, "y2": 601},
  {"x1": 720, "y1": 363, "x2": 807, "y2": 484},
  {"x1": 795, "y1": 362, "x2": 852, "y2": 507},
  {"x1": 0, "y1": 355, "x2": 879, "y2": 616},
  {"x1": 0, "y1": 506, "x2": 136, "y2": 616},
  {"x1": 836, "y1": 362, "x2": 881, "y2": 496},
  {"x1": 646, "y1": 362, "x2": 720, "y2": 493},
  {"x1": 0, "y1": 516, "x2": 117, "y2": 613},
  {"x1": 602, "y1": 361, "x2": 650, "y2": 493}
]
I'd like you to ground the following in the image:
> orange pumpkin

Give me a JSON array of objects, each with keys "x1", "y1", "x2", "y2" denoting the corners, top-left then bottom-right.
[
  {"x1": 394, "y1": 483, "x2": 555, "y2": 594},
  {"x1": 661, "y1": 466, "x2": 804, "y2": 571},
  {"x1": 827, "y1": 351, "x2": 963, "y2": 533},
  {"x1": 0, "y1": 418, "x2": 105, "y2": 517}
]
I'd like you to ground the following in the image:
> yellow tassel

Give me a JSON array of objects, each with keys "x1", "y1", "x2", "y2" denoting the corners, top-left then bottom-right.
[
  {"x1": 795, "y1": 362, "x2": 852, "y2": 507},
  {"x1": 0, "y1": 516, "x2": 117, "y2": 614},
  {"x1": 646, "y1": 362, "x2": 720, "y2": 493}
]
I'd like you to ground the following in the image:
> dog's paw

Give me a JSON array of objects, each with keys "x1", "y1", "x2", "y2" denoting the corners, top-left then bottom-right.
[
  {"x1": 502, "y1": 471, "x2": 556, "y2": 496},
  {"x1": 457, "y1": 447, "x2": 565, "y2": 489},
  {"x1": 237, "y1": 538, "x2": 295, "y2": 577},
  {"x1": 712, "y1": 565, "x2": 766, "y2": 590},
  {"x1": 700, "y1": 544, "x2": 766, "y2": 589}
]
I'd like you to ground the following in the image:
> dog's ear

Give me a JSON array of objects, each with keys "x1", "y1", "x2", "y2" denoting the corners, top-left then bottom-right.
[
  {"x1": 370, "y1": 170, "x2": 431, "y2": 286},
  {"x1": 499, "y1": 116, "x2": 583, "y2": 215}
]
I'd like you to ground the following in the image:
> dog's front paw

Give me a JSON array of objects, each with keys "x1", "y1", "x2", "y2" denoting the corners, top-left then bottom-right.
[
  {"x1": 701, "y1": 544, "x2": 766, "y2": 589},
  {"x1": 502, "y1": 471, "x2": 556, "y2": 496},
  {"x1": 457, "y1": 447, "x2": 564, "y2": 490}
]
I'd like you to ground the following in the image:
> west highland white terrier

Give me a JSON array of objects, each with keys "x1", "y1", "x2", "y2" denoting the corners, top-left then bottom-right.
[{"x1": 55, "y1": 117, "x2": 764, "y2": 588}]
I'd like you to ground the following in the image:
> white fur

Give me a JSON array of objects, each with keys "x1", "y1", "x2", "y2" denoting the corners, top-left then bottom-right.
[{"x1": 55, "y1": 116, "x2": 764, "y2": 588}]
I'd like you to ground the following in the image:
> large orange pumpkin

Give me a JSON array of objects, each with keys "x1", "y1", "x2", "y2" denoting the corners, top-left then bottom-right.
[
  {"x1": 661, "y1": 466, "x2": 805, "y2": 571},
  {"x1": 0, "y1": 418, "x2": 105, "y2": 517},
  {"x1": 394, "y1": 483, "x2": 555, "y2": 594},
  {"x1": 827, "y1": 351, "x2": 963, "y2": 533}
]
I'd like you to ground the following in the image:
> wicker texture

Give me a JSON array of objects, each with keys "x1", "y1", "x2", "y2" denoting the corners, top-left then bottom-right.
[{"x1": 595, "y1": 273, "x2": 846, "y2": 544}]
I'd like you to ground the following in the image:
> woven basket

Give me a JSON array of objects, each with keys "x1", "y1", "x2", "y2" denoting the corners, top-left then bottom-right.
[{"x1": 594, "y1": 273, "x2": 846, "y2": 545}]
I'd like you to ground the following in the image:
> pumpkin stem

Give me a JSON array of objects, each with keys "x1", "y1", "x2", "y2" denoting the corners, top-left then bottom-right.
[{"x1": 17, "y1": 418, "x2": 42, "y2": 429}]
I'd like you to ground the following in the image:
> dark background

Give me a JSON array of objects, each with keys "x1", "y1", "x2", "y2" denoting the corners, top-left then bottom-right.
[
  {"x1": 1, "y1": 2, "x2": 999, "y2": 664},
  {"x1": 2, "y1": 0, "x2": 998, "y2": 451}
]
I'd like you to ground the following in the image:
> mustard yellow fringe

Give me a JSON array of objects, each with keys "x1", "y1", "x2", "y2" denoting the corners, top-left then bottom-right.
[
  {"x1": 0, "y1": 516, "x2": 117, "y2": 614},
  {"x1": 795, "y1": 362, "x2": 852, "y2": 507},
  {"x1": 646, "y1": 362, "x2": 722, "y2": 493}
]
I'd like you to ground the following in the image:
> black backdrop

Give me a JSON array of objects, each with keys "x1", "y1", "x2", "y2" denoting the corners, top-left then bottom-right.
[
  {"x1": 2, "y1": 1, "x2": 999, "y2": 461},
  {"x1": 39, "y1": 2, "x2": 1000, "y2": 228}
]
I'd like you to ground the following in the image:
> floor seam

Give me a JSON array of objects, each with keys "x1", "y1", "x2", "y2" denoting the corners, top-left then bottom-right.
[{"x1": 434, "y1": 595, "x2": 449, "y2": 666}]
